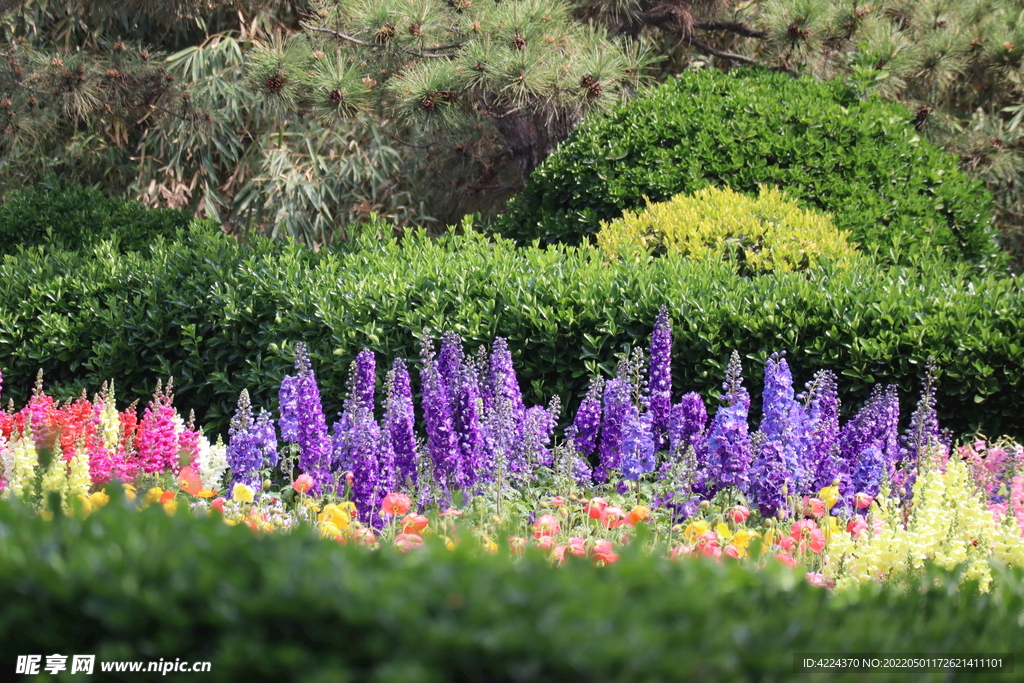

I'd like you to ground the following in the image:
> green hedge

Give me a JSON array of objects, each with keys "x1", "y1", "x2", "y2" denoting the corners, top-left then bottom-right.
[
  {"x1": 0, "y1": 183, "x2": 207, "y2": 255},
  {"x1": 498, "y1": 68, "x2": 1004, "y2": 270},
  {"x1": 0, "y1": 226, "x2": 1020, "y2": 439},
  {"x1": 0, "y1": 498, "x2": 1021, "y2": 682}
]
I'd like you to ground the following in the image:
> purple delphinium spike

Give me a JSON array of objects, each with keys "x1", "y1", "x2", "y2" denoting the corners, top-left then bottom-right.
[
  {"x1": 452, "y1": 366, "x2": 484, "y2": 488},
  {"x1": 277, "y1": 375, "x2": 300, "y2": 443},
  {"x1": 420, "y1": 336, "x2": 465, "y2": 491},
  {"x1": 805, "y1": 370, "x2": 841, "y2": 492},
  {"x1": 329, "y1": 413, "x2": 354, "y2": 478},
  {"x1": 384, "y1": 358, "x2": 418, "y2": 490},
  {"x1": 838, "y1": 385, "x2": 900, "y2": 507},
  {"x1": 330, "y1": 348, "x2": 379, "y2": 481},
  {"x1": 253, "y1": 408, "x2": 279, "y2": 469},
  {"x1": 760, "y1": 353, "x2": 816, "y2": 494},
  {"x1": 438, "y1": 332, "x2": 465, "y2": 395},
  {"x1": 850, "y1": 444, "x2": 884, "y2": 499},
  {"x1": 226, "y1": 389, "x2": 261, "y2": 491},
  {"x1": 565, "y1": 425, "x2": 594, "y2": 486},
  {"x1": 280, "y1": 343, "x2": 332, "y2": 494},
  {"x1": 571, "y1": 377, "x2": 605, "y2": 458},
  {"x1": 489, "y1": 337, "x2": 526, "y2": 431},
  {"x1": 620, "y1": 411, "x2": 656, "y2": 480},
  {"x1": 747, "y1": 437, "x2": 789, "y2": 518},
  {"x1": 668, "y1": 392, "x2": 707, "y2": 458},
  {"x1": 348, "y1": 407, "x2": 381, "y2": 525},
  {"x1": 879, "y1": 385, "x2": 901, "y2": 480},
  {"x1": 897, "y1": 361, "x2": 949, "y2": 499},
  {"x1": 648, "y1": 306, "x2": 673, "y2": 451},
  {"x1": 596, "y1": 378, "x2": 633, "y2": 483},
  {"x1": 515, "y1": 399, "x2": 560, "y2": 482},
  {"x1": 351, "y1": 349, "x2": 376, "y2": 416},
  {"x1": 705, "y1": 352, "x2": 752, "y2": 494},
  {"x1": 482, "y1": 390, "x2": 517, "y2": 485}
]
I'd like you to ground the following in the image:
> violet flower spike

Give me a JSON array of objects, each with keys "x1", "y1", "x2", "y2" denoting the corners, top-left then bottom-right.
[
  {"x1": 420, "y1": 336, "x2": 465, "y2": 491},
  {"x1": 571, "y1": 377, "x2": 604, "y2": 458},
  {"x1": 705, "y1": 351, "x2": 752, "y2": 493},
  {"x1": 648, "y1": 306, "x2": 673, "y2": 451},
  {"x1": 597, "y1": 378, "x2": 633, "y2": 481},
  {"x1": 384, "y1": 358, "x2": 418, "y2": 490}
]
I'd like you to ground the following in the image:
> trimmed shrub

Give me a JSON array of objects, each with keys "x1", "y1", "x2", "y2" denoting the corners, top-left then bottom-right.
[
  {"x1": 0, "y1": 228, "x2": 1020, "y2": 439},
  {"x1": 0, "y1": 500, "x2": 1021, "y2": 682},
  {"x1": 499, "y1": 68, "x2": 1004, "y2": 270},
  {"x1": 597, "y1": 185, "x2": 859, "y2": 274},
  {"x1": 0, "y1": 183, "x2": 207, "y2": 254}
]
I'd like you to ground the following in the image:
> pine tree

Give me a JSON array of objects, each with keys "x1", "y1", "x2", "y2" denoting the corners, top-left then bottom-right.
[{"x1": 244, "y1": 0, "x2": 649, "y2": 183}]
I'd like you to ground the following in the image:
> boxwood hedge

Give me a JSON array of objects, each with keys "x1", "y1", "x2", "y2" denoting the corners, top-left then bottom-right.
[
  {"x1": 0, "y1": 497, "x2": 1021, "y2": 682},
  {"x1": 498, "y1": 68, "x2": 1004, "y2": 271},
  {"x1": 0, "y1": 183, "x2": 207, "y2": 255},
  {"x1": 0, "y1": 225, "x2": 1020, "y2": 439}
]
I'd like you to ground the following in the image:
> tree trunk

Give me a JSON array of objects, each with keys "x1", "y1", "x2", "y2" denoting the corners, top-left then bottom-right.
[{"x1": 488, "y1": 108, "x2": 574, "y2": 185}]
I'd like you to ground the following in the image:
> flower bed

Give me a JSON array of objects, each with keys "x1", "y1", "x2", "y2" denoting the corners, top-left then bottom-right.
[{"x1": 3, "y1": 311, "x2": 1023, "y2": 593}]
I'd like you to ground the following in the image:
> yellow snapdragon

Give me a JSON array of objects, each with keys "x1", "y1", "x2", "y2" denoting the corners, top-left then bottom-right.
[
  {"x1": 66, "y1": 448, "x2": 91, "y2": 499},
  {"x1": 6, "y1": 437, "x2": 38, "y2": 499}
]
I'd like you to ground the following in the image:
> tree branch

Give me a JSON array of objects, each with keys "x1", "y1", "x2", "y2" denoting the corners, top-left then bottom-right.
[
  {"x1": 300, "y1": 21, "x2": 456, "y2": 58},
  {"x1": 695, "y1": 21, "x2": 767, "y2": 39},
  {"x1": 686, "y1": 38, "x2": 759, "y2": 66},
  {"x1": 300, "y1": 21, "x2": 374, "y2": 46}
]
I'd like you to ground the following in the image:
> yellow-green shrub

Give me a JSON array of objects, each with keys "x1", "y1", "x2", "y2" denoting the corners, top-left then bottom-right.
[{"x1": 597, "y1": 185, "x2": 859, "y2": 274}]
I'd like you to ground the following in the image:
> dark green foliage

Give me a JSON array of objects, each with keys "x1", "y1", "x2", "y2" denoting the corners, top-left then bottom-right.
[
  {"x1": 0, "y1": 183, "x2": 206, "y2": 255},
  {"x1": 0, "y1": 227, "x2": 1020, "y2": 440},
  {"x1": 499, "y1": 68, "x2": 1005, "y2": 270},
  {"x1": 0, "y1": 498, "x2": 1021, "y2": 682}
]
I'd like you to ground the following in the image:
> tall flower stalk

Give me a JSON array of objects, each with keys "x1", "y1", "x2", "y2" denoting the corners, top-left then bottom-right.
[
  {"x1": 279, "y1": 343, "x2": 332, "y2": 494},
  {"x1": 648, "y1": 306, "x2": 673, "y2": 451}
]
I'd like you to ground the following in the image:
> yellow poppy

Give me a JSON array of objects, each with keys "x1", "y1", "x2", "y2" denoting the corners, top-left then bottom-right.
[
  {"x1": 232, "y1": 483, "x2": 255, "y2": 504},
  {"x1": 684, "y1": 520, "x2": 710, "y2": 542},
  {"x1": 733, "y1": 528, "x2": 760, "y2": 549},
  {"x1": 318, "y1": 504, "x2": 351, "y2": 531},
  {"x1": 819, "y1": 485, "x2": 840, "y2": 509}
]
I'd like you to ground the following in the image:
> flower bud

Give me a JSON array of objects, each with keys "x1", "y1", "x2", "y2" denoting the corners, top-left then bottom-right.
[{"x1": 698, "y1": 500, "x2": 710, "y2": 510}]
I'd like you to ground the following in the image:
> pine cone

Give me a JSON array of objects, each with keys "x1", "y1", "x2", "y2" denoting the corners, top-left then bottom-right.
[
  {"x1": 437, "y1": 90, "x2": 459, "y2": 103},
  {"x1": 579, "y1": 74, "x2": 596, "y2": 89},
  {"x1": 511, "y1": 34, "x2": 527, "y2": 50},
  {"x1": 328, "y1": 89, "x2": 344, "y2": 104},
  {"x1": 787, "y1": 23, "x2": 811, "y2": 39},
  {"x1": 587, "y1": 82, "x2": 603, "y2": 99},
  {"x1": 409, "y1": 23, "x2": 422, "y2": 37},
  {"x1": 377, "y1": 23, "x2": 397, "y2": 44},
  {"x1": 420, "y1": 96, "x2": 436, "y2": 112},
  {"x1": 265, "y1": 74, "x2": 285, "y2": 93},
  {"x1": 913, "y1": 106, "x2": 931, "y2": 131}
]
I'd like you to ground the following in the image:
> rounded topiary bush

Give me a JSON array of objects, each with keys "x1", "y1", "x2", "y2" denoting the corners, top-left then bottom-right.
[
  {"x1": 498, "y1": 68, "x2": 1003, "y2": 270},
  {"x1": 597, "y1": 185, "x2": 860, "y2": 274}
]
